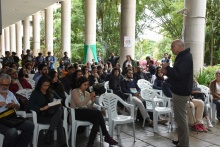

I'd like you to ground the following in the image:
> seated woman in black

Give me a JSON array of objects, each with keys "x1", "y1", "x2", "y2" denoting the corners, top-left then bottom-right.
[
  {"x1": 153, "y1": 69, "x2": 164, "y2": 90},
  {"x1": 28, "y1": 75, "x2": 67, "y2": 147},
  {"x1": 71, "y1": 76, "x2": 118, "y2": 147},
  {"x1": 48, "y1": 70, "x2": 66, "y2": 106}
]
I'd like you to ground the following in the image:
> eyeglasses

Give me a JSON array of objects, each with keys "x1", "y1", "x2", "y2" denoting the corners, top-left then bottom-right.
[{"x1": 216, "y1": 73, "x2": 220, "y2": 75}]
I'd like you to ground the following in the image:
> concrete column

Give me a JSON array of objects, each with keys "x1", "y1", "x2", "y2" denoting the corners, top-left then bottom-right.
[
  {"x1": 84, "y1": 0, "x2": 97, "y2": 63},
  {"x1": 119, "y1": 0, "x2": 136, "y2": 66},
  {"x1": 33, "y1": 11, "x2": 41, "y2": 57},
  {"x1": 184, "y1": 0, "x2": 207, "y2": 74},
  {"x1": 23, "y1": 16, "x2": 30, "y2": 52},
  {"x1": 16, "y1": 21, "x2": 23, "y2": 59},
  {"x1": 45, "y1": 6, "x2": 54, "y2": 55},
  {"x1": 61, "y1": 0, "x2": 71, "y2": 60},
  {"x1": 4, "y1": 27, "x2": 10, "y2": 52},
  {"x1": 10, "y1": 24, "x2": 16, "y2": 52},
  {"x1": 1, "y1": 29, "x2": 5, "y2": 56}
]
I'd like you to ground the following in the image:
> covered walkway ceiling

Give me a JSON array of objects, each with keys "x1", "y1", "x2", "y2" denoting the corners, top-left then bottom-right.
[{"x1": 2, "y1": 0, "x2": 60, "y2": 29}]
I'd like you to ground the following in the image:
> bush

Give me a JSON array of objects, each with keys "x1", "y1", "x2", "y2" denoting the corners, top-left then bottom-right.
[{"x1": 195, "y1": 66, "x2": 220, "y2": 86}]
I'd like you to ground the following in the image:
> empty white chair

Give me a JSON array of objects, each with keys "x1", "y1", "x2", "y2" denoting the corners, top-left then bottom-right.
[
  {"x1": 99, "y1": 93, "x2": 135, "y2": 141},
  {"x1": 137, "y1": 79, "x2": 163, "y2": 96},
  {"x1": 141, "y1": 88, "x2": 173, "y2": 132}
]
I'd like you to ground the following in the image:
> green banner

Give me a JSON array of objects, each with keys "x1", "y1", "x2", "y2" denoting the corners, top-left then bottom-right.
[{"x1": 84, "y1": 44, "x2": 98, "y2": 63}]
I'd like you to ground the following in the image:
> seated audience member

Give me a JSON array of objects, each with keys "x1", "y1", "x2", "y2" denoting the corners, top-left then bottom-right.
[
  {"x1": 18, "y1": 68, "x2": 29, "y2": 79},
  {"x1": 34, "y1": 64, "x2": 48, "y2": 86},
  {"x1": 29, "y1": 76, "x2": 67, "y2": 146},
  {"x1": 12, "y1": 52, "x2": 20, "y2": 64},
  {"x1": 153, "y1": 69, "x2": 164, "y2": 90},
  {"x1": 61, "y1": 66, "x2": 75, "y2": 94},
  {"x1": 72, "y1": 69, "x2": 83, "y2": 89},
  {"x1": 0, "y1": 74, "x2": 34, "y2": 147},
  {"x1": 133, "y1": 66, "x2": 148, "y2": 83},
  {"x1": 62, "y1": 63, "x2": 72, "y2": 78},
  {"x1": 162, "y1": 80, "x2": 172, "y2": 98},
  {"x1": 48, "y1": 70, "x2": 66, "y2": 105},
  {"x1": 71, "y1": 76, "x2": 118, "y2": 147},
  {"x1": 97, "y1": 65, "x2": 106, "y2": 82},
  {"x1": 109, "y1": 67, "x2": 127, "y2": 113},
  {"x1": 10, "y1": 62, "x2": 19, "y2": 70},
  {"x1": 82, "y1": 65, "x2": 90, "y2": 78},
  {"x1": 191, "y1": 78, "x2": 213, "y2": 128},
  {"x1": 210, "y1": 69, "x2": 220, "y2": 121},
  {"x1": 3, "y1": 51, "x2": 14, "y2": 65},
  {"x1": 146, "y1": 60, "x2": 156, "y2": 79},
  {"x1": 57, "y1": 60, "x2": 65, "y2": 78},
  {"x1": 88, "y1": 66, "x2": 102, "y2": 86},
  {"x1": 120, "y1": 69, "x2": 152, "y2": 124},
  {"x1": 25, "y1": 62, "x2": 35, "y2": 74},
  {"x1": 122, "y1": 55, "x2": 137, "y2": 72},
  {"x1": 7, "y1": 68, "x2": 32, "y2": 95},
  {"x1": 0, "y1": 64, "x2": 10, "y2": 74},
  {"x1": 103, "y1": 63, "x2": 110, "y2": 74},
  {"x1": 89, "y1": 66, "x2": 106, "y2": 95},
  {"x1": 187, "y1": 98, "x2": 207, "y2": 132},
  {"x1": 73, "y1": 62, "x2": 80, "y2": 70}
]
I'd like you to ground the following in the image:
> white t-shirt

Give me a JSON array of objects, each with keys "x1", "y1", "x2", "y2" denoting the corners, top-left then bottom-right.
[{"x1": 216, "y1": 83, "x2": 220, "y2": 94}]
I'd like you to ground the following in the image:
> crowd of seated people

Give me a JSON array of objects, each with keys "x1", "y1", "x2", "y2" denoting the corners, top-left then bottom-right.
[{"x1": 0, "y1": 49, "x2": 218, "y2": 147}]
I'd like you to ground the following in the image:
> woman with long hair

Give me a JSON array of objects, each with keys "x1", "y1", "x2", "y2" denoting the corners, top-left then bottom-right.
[
  {"x1": 29, "y1": 75, "x2": 67, "y2": 147},
  {"x1": 71, "y1": 76, "x2": 118, "y2": 147},
  {"x1": 48, "y1": 70, "x2": 66, "y2": 105}
]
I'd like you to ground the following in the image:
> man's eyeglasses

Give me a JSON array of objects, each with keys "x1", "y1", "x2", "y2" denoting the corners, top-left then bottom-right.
[{"x1": 216, "y1": 73, "x2": 220, "y2": 75}]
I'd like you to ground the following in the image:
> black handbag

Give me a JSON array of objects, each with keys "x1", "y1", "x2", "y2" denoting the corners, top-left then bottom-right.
[
  {"x1": 42, "y1": 104, "x2": 61, "y2": 116},
  {"x1": 191, "y1": 92, "x2": 206, "y2": 101},
  {"x1": 0, "y1": 108, "x2": 26, "y2": 127}
]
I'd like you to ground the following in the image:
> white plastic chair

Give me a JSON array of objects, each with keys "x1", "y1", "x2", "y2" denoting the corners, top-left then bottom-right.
[
  {"x1": 104, "y1": 81, "x2": 113, "y2": 93},
  {"x1": 0, "y1": 111, "x2": 27, "y2": 146},
  {"x1": 99, "y1": 93, "x2": 135, "y2": 142},
  {"x1": 137, "y1": 79, "x2": 163, "y2": 96},
  {"x1": 26, "y1": 79, "x2": 35, "y2": 89},
  {"x1": 141, "y1": 88, "x2": 173, "y2": 132},
  {"x1": 199, "y1": 85, "x2": 212, "y2": 120},
  {"x1": 31, "y1": 108, "x2": 68, "y2": 147},
  {"x1": 65, "y1": 95, "x2": 102, "y2": 147},
  {"x1": 16, "y1": 89, "x2": 33, "y2": 118},
  {"x1": 16, "y1": 89, "x2": 33, "y2": 100},
  {"x1": 28, "y1": 74, "x2": 35, "y2": 80}
]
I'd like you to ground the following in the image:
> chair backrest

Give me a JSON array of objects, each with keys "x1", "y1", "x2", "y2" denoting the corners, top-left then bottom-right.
[
  {"x1": 16, "y1": 89, "x2": 33, "y2": 99},
  {"x1": 104, "y1": 81, "x2": 109, "y2": 93},
  {"x1": 99, "y1": 93, "x2": 124, "y2": 120},
  {"x1": 140, "y1": 88, "x2": 165, "y2": 110},
  {"x1": 28, "y1": 74, "x2": 35, "y2": 79},
  {"x1": 199, "y1": 85, "x2": 210, "y2": 93},
  {"x1": 137, "y1": 79, "x2": 153, "y2": 89},
  {"x1": 65, "y1": 95, "x2": 71, "y2": 108},
  {"x1": 31, "y1": 110, "x2": 38, "y2": 125},
  {"x1": 27, "y1": 79, "x2": 35, "y2": 88}
]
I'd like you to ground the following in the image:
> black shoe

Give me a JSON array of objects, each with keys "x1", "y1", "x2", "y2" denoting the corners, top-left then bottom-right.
[
  {"x1": 44, "y1": 130, "x2": 54, "y2": 144},
  {"x1": 172, "y1": 140, "x2": 179, "y2": 145}
]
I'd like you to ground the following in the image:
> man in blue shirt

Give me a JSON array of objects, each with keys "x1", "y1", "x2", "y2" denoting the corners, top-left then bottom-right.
[
  {"x1": 0, "y1": 74, "x2": 34, "y2": 147},
  {"x1": 45, "y1": 52, "x2": 55, "y2": 70}
]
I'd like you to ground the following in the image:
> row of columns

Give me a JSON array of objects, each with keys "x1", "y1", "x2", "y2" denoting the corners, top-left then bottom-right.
[{"x1": 0, "y1": 0, "x2": 71, "y2": 58}]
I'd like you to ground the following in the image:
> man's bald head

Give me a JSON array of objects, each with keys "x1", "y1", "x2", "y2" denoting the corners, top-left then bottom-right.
[{"x1": 171, "y1": 39, "x2": 184, "y2": 55}]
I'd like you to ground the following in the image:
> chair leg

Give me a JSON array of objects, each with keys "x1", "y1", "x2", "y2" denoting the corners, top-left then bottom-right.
[
  {"x1": 33, "y1": 126, "x2": 39, "y2": 147},
  {"x1": 142, "y1": 117, "x2": 146, "y2": 127},
  {"x1": 71, "y1": 125, "x2": 77, "y2": 147},
  {"x1": 132, "y1": 121, "x2": 135, "y2": 142},
  {"x1": 116, "y1": 125, "x2": 121, "y2": 136},
  {"x1": 153, "y1": 112, "x2": 158, "y2": 132}
]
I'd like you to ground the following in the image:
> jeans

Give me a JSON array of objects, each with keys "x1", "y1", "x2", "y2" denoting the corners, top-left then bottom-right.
[
  {"x1": 37, "y1": 107, "x2": 66, "y2": 145},
  {"x1": 0, "y1": 120, "x2": 34, "y2": 147},
  {"x1": 213, "y1": 99, "x2": 220, "y2": 117},
  {"x1": 75, "y1": 108, "x2": 109, "y2": 145}
]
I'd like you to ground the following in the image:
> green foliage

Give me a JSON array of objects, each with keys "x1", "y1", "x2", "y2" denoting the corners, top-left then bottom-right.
[{"x1": 195, "y1": 66, "x2": 220, "y2": 86}]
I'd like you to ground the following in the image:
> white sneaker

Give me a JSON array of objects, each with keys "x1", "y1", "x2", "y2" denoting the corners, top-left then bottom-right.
[{"x1": 207, "y1": 119, "x2": 213, "y2": 128}]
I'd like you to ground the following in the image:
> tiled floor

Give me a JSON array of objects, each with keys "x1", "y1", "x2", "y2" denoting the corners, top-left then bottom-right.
[{"x1": 37, "y1": 119, "x2": 220, "y2": 147}]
